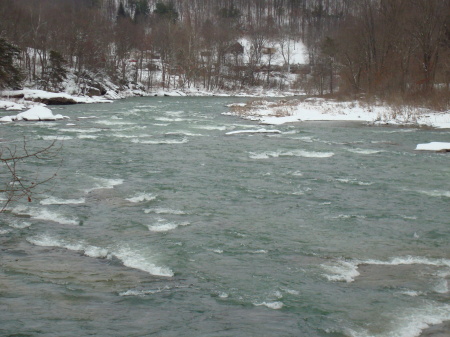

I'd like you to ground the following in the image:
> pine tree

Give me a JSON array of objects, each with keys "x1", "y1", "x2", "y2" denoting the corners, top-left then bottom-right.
[
  {"x1": 0, "y1": 38, "x2": 22, "y2": 90},
  {"x1": 134, "y1": 0, "x2": 150, "y2": 23},
  {"x1": 153, "y1": 2, "x2": 178, "y2": 22},
  {"x1": 117, "y1": 2, "x2": 128, "y2": 21},
  {"x1": 48, "y1": 50, "x2": 68, "y2": 92}
]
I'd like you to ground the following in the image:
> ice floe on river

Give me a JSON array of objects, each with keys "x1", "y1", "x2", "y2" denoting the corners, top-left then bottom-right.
[
  {"x1": 0, "y1": 106, "x2": 68, "y2": 122},
  {"x1": 415, "y1": 142, "x2": 450, "y2": 152}
]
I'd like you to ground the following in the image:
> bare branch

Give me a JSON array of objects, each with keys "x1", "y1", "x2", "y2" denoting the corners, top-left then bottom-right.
[{"x1": 0, "y1": 138, "x2": 61, "y2": 212}]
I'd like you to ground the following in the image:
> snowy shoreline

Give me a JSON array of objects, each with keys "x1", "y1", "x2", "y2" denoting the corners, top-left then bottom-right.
[
  {"x1": 0, "y1": 87, "x2": 300, "y2": 122},
  {"x1": 2, "y1": 88, "x2": 449, "y2": 134},
  {"x1": 225, "y1": 97, "x2": 450, "y2": 130}
]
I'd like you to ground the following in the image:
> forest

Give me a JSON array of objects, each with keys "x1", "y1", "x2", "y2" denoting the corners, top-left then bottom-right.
[{"x1": 0, "y1": 0, "x2": 449, "y2": 108}]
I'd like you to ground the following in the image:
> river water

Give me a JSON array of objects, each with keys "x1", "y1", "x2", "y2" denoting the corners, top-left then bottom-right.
[{"x1": 1, "y1": 97, "x2": 449, "y2": 337}]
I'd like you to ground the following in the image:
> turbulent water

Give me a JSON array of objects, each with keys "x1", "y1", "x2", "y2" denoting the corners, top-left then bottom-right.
[{"x1": 1, "y1": 97, "x2": 449, "y2": 337}]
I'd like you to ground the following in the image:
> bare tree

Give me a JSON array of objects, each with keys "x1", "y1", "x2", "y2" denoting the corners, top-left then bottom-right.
[{"x1": 0, "y1": 139, "x2": 60, "y2": 212}]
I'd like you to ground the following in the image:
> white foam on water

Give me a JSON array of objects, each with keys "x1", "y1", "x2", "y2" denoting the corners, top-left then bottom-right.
[
  {"x1": 0, "y1": 229, "x2": 12, "y2": 235},
  {"x1": 154, "y1": 117, "x2": 187, "y2": 122},
  {"x1": 218, "y1": 292, "x2": 229, "y2": 298},
  {"x1": 291, "y1": 171, "x2": 303, "y2": 176},
  {"x1": 83, "y1": 245, "x2": 110, "y2": 258},
  {"x1": 347, "y1": 148, "x2": 383, "y2": 155},
  {"x1": 249, "y1": 150, "x2": 334, "y2": 159},
  {"x1": 336, "y1": 178, "x2": 373, "y2": 186},
  {"x1": 225, "y1": 128, "x2": 282, "y2": 135},
  {"x1": 249, "y1": 151, "x2": 278, "y2": 159},
  {"x1": 321, "y1": 260, "x2": 360, "y2": 283},
  {"x1": 253, "y1": 250, "x2": 268, "y2": 254},
  {"x1": 27, "y1": 234, "x2": 173, "y2": 277},
  {"x1": 40, "y1": 197, "x2": 86, "y2": 205},
  {"x1": 272, "y1": 290, "x2": 283, "y2": 299},
  {"x1": 287, "y1": 150, "x2": 335, "y2": 158},
  {"x1": 282, "y1": 288, "x2": 300, "y2": 295},
  {"x1": 165, "y1": 110, "x2": 185, "y2": 116},
  {"x1": 110, "y1": 133, "x2": 138, "y2": 139},
  {"x1": 131, "y1": 138, "x2": 188, "y2": 145},
  {"x1": 9, "y1": 221, "x2": 32, "y2": 229},
  {"x1": 401, "y1": 215, "x2": 418, "y2": 220},
  {"x1": 253, "y1": 301, "x2": 284, "y2": 310},
  {"x1": 64, "y1": 128, "x2": 100, "y2": 133},
  {"x1": 213, "y1": 249, "x2": 223, "y2": 254},
  {"x1": 95, "y1": 119, "x2": 136, "y2": 126},
  {"x1": 433, "y1": 279, "x2": 449, "y2": 294},
  {"x1": 365, "y1": 256, "x2": 450, "y2": 268},
  {"x1": 348, "y1": 304, "x2": 450, "y2": 337},
  {"x1": 397, "y1": 290, "x2": 422, "y2": 297},
  {"x1": 77, "y1": 135, "x2": 98, "y2": 139},
  {"x1": 147, "y1": 219, "x2": 190, "y2": 232},
  {"x1": 144, "y1": 208, "x2": 186, "y2": 215},
  {"x1": 194, "y1": 125, "x2": 228, "y2": 131},
  {"x1": 40, "y1": 135, "x2": 73, "y2": 141},
  {"x1": 323, "y1": 256, "x2": 450, "y2": 283},
  {"x1": 416, "y1": 190, "x2": 450, "y2": 198},
  {"x1": 125, "y1": 192, "x2": 156, "y2": 203},
  {"x1": 288, "y1": 136, "x2": 315, "y2": 142},
  {"x1": 119, "y1": 286, "x2": 171, "y2": 297},
  {"x1": 84, "y1": 177, "x2": 124, "y2": 193},
  {"x1": 114, "y1": 247, "x2": 174, "y2": 277},
  {"x1": 165, "y1": 131, "x2": 203, "y2": 137},
  {"x1": 13, "y1": 206, "x2": 79, "y2": 226},
  {"x1": 26, "y1": 234, "x2": 109, "y2": 258}
]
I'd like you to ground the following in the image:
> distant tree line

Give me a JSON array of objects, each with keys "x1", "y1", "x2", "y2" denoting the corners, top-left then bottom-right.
[{"x1": 0, "y1": 0, "x2": 448, "y2": 106}]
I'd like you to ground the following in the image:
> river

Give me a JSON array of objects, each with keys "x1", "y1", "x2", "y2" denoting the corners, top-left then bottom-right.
[{"x1": 1, "y1": 96, "x2": 449, "y2": 336}]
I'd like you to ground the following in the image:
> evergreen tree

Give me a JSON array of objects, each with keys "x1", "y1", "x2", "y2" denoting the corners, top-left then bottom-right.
[
  {"x1": 153, "y1": 2, "x2": 178, "y2": 22},
  {"x1": 134, "y1": 0, "x2": 150, "y2": 24},
  {"x1": 48, "y1": 50, "x2": 68, "y2": 91},
  {"x1": 0, "y1": 38, "x2": 22, "y2": 90},
  {"x1": 117, "y1": 2, "x2": 128, "y2": 21}
]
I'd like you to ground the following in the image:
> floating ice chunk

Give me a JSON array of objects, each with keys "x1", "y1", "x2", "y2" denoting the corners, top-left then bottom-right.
[
  {"x1": 415, "y1": 142, "x2": 450, "y2": 151},
  {"x1": 15, "y1": 106, "x2": 68, "y2": 121}
]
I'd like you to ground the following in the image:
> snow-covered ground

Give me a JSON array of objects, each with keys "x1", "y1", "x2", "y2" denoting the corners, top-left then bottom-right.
[
  {"x1": 238, "y1": 37, "x2": 308, "y2": 67},
  {"x1": 225, "y1": 97, "x2": 450, "y2": 129},
  {"x1": 1, "y1": 90, "x2": 113, "y2": 104}
]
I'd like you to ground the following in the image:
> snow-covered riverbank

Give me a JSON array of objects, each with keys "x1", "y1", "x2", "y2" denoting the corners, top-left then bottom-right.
[
  {"x1": 225, "y1": 97, "x2": 450, "y2": 129},
  {"x1": 0, "y1": 87, "x2": 299, "y2": 122}
]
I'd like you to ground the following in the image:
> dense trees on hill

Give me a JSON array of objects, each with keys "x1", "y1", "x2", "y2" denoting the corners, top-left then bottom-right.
[{"x1": 0, "y1": 0, "x2": 448, "y2": 105}]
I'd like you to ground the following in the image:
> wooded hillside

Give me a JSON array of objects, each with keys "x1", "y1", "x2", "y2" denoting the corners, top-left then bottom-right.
[{"x1": 0, "y1": 0, "x2": 449, "y2": 106}]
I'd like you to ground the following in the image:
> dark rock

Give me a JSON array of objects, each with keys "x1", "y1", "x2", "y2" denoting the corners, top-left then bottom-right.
[{"x1": 32, "y1": 97, "x2": 77, "y2": 105}]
